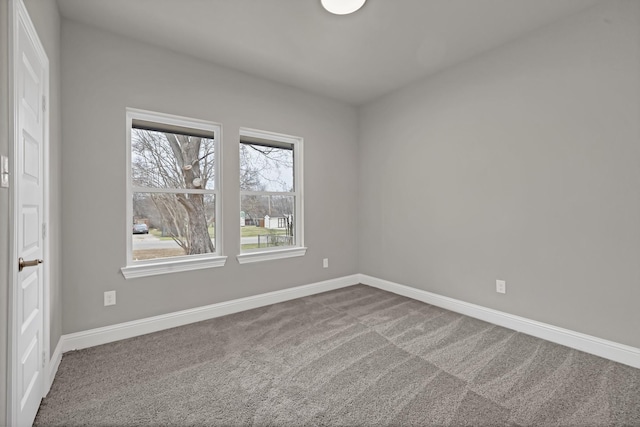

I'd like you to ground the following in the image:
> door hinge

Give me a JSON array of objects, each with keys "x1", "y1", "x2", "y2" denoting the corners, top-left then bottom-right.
[
  {"x1": 42, "y1": 95, "x2": 46, "y2": 112},
  {"x1": 42, "y1": 351, "x2": 46, "y2": 368},
  {"x1": 42, "y1": 223, "x2": 47, "y2": 239}
]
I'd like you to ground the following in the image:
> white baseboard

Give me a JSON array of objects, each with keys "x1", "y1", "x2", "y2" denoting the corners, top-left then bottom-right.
[
  {"x1": 58, "y1": 273, "x2": 640, "y2": 370},
  {"x1": 360, "y1": 274, "x2": 640, "y2": 369},
  {"x1": 46, "y1": 338, "x2": 63, "y2": 395},
  {"x1": 61, "y1": 274, "x2": 360, "y2": 353}
]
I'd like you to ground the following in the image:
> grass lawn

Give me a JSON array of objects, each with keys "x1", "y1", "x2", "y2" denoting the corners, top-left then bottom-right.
[
  {"x1": 241, "y1": 244, "x2": 261, "y2": 250},
  {"x1": 148, "y1": 225, "x2": 281, "y2": 241},
  {"x1": 240, "y1": 243, "x2": 292, "y2": 250},
  {"x1": 149, "y1": 229, "x2": 175, "y2": 240},
  {"x1": 241, "y1": 226, "x2": 286, "y2": 237},
  {"x1": 150, "y1": 227, "x2": 216, "y2": 239},
  {"x1": 132, "y1": 248, "x2": 185, "y2": 260}
]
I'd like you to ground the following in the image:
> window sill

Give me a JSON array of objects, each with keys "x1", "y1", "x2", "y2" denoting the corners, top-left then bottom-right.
[
  {"x1": 121, "y1": 255, "x2": 227, "y2": 279},
  {"x1": 236, "y1": 247, "x2": 307, "y2": 264}
]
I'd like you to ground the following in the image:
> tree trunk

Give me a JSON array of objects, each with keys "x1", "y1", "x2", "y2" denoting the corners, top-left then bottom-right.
[
  {"x1": 165, "y1": 132, "x2": 214, "y2": 255},
  {"x1": 183, "y1": 193, "x2": 214, "y2": 254}
]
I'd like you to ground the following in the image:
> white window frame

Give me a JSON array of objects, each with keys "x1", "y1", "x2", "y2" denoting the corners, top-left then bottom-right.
[
  {"x1": 121, "y1": 108, "x2": 226, "y2": 279},
  {"x1": 237, "y1": 127, "x2": 306, "y2": 264}
]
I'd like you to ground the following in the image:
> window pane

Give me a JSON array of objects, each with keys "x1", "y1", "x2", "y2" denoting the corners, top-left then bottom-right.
[
  {"x1": 132, "y1": 128, "x2": 216, "y2": 190},
  {"x1": 132, "y1": 192, "x2": 215, "y2": 261},
  {"x1": 240, "y1": 195, "x2": 295, "y2": 251},
  {"x1": 239, "y1": 142, "x2": 293, "y2": 192}
]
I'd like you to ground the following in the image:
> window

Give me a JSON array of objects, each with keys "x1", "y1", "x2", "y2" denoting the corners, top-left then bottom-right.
[
  {"x1": 237, "y1": 128, "x2": 305, "y2": 264},
  {"x1": 121, "y1": 109, "x2": 226, "y2": 279}
]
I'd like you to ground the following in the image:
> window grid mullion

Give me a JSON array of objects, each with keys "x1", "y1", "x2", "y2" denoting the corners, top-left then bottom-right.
[
  {"x1": 133, "y1": 187, "x2": 217, "y2": 195},
  {"x1": 240, "y1": 190, "x2": 296, "y2": 197}
]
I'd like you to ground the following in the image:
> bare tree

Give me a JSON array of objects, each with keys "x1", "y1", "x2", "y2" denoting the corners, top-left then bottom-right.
[
  {"x1": 132, "y1": 129, "x2": 215, "y2": 255},
  {"x1": 239, "y1": 143, "x2": 293, "y2": 192},
  {"x1": 240, "y1": 143, "x2": 294, "y2": 230}
]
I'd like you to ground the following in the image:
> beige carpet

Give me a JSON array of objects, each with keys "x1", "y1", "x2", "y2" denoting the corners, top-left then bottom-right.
[{"x1": 36, "y1": 284, "x2": 640, "y2": 426}]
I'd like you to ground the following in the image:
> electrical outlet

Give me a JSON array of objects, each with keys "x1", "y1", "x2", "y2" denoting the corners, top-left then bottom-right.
[
  {"x1": 104, "y1": 290, "x2": 116, "y2": 306},
  {"x1": 323, "y1": 258, "x2": 329, "y2": 268},
  {"x1": 496, "y1": 280, "x2": 506, "y2": 294}
]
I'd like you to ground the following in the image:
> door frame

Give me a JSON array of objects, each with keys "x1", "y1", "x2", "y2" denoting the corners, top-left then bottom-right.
[{"x1": 7, "y1": 0, "x2": 51, "y2": 425}]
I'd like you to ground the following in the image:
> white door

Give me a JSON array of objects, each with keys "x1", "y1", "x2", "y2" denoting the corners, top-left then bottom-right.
[{"x1": 12, "y1": 1, "x2": 49, "y2": 425}]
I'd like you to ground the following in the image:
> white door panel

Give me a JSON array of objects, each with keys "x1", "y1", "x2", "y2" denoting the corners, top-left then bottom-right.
[{"x1": 12, "y1": 1, "x2": 48, "y2": 425}]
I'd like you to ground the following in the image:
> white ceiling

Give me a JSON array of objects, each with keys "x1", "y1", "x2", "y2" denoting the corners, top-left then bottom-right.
[{"x1": 56, "y1": 0, "x2": 600, "y2": 106}]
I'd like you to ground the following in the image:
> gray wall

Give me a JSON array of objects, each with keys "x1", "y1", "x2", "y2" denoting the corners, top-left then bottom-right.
[
  {"x1": 359, "y1": 0, "x2": 640, "y2": 348},
  {"x1": 24, "y1": 0, "x2": 63, "y2": 362},
  {"x1": 1, "y1": 0, "x2": 9, "y2": 422},
  {"x1": 61, "y1": 20, "x2": 359, "y2": 333}
]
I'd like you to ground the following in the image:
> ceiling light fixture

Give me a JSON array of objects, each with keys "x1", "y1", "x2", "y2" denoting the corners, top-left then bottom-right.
[{"x1": 321, "y1": 0, "x2": 366, "y2": 15}]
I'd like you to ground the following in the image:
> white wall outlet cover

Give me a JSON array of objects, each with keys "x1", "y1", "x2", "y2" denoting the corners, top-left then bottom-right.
[
  {"x1": 496, "y1": 280, "x2": 506, "y2": 294},
  {"x1": 104, "y1": 290, "x2": 116, "y2": 306},
  {"x1": 323, "y1": 258, "x2": 329, "y2": 268}
]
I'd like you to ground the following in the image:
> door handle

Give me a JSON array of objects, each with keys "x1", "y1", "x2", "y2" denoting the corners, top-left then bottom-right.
[{"x1": 19, "y1": 257, "x2": 43, "y2": 272}]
